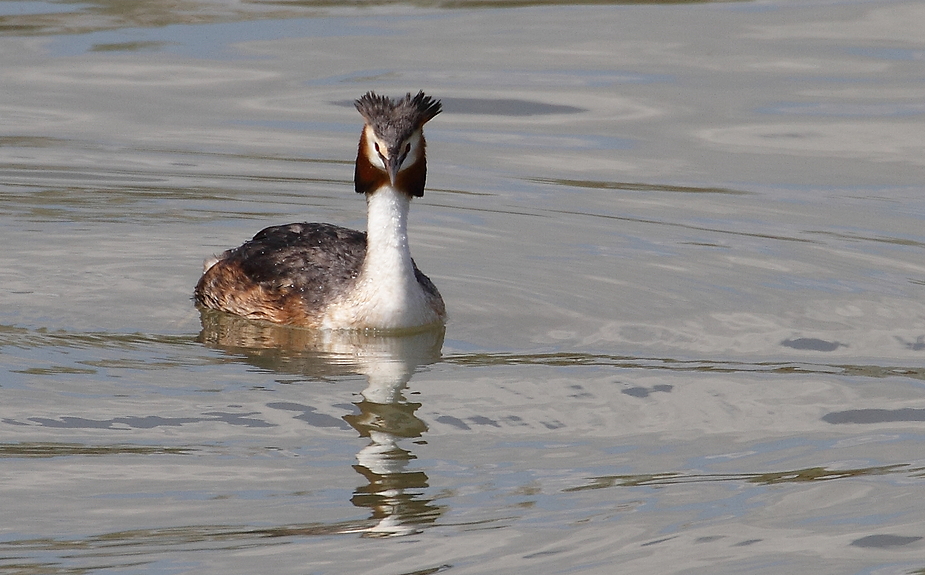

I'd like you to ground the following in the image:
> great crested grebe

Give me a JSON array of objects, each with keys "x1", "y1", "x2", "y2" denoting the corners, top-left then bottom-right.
[{"x1": 194, "y1": 91, "x2": 446, "y2": 331}]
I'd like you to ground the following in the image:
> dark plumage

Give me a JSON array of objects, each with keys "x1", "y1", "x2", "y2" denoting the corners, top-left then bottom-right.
[{"x1": 227, "y1": 223, "x2": 365, "y2": 304}]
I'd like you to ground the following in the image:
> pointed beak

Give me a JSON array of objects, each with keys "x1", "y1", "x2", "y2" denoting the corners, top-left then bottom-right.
[{"x1": 386, "y1": 153, "x2": 403, "y2": 186}]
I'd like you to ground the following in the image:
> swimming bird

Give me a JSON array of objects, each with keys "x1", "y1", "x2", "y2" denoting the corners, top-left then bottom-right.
[{"x1": 194, "y1": 91, "x2": 445, "y2": 331}]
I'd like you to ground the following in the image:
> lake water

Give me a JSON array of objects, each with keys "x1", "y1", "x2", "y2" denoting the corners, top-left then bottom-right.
[{"x1": 2, "y1": 0, "x2": 925, "y2": 573}]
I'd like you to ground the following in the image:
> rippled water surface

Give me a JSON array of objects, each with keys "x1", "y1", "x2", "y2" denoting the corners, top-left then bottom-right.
[{"x1": 2, "y1": 1, "x2": 925, "y2": 573}]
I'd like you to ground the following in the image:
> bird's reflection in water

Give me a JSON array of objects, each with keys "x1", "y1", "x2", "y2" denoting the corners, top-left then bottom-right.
[{"x1": 198, "y1": 310, "x2": 445, "y2": 537}]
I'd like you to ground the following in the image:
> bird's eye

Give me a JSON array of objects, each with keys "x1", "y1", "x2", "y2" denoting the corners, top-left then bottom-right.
[
  {"x1": 374, "y1": 142, "x2": 381, "y2": 153},
  {"x1": 404, "y1": 143, "x2": 411, "y2": 154}
]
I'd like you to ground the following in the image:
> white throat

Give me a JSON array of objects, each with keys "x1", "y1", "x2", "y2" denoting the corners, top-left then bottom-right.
[
  {"x1": 322, "y1": 185, "x2": 438, "y2": 330},
  {"x1": 364, "y1": 185, "x2": 414, "y2": 278}
]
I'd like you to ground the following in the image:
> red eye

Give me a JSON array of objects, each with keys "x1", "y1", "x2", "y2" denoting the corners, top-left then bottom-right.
[
  {"x1": 404, "y1": 143, "x2": 411, "y2": 154},
  {"x1": 374, "y1": 142, "x2": 381, "y2": 153}
]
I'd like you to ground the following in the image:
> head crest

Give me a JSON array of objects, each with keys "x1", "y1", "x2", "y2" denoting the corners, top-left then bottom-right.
[{"x1": 354, "y1": 91, "x2": 441, "y2": 143}]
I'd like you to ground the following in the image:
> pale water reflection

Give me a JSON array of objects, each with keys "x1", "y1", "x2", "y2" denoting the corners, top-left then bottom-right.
[
  {"x1": 2, "y1": 0, "x2": 925, "y2": 574},
  {"x1": 199, "y1": 311, "x2": 446, "y2": 537}
]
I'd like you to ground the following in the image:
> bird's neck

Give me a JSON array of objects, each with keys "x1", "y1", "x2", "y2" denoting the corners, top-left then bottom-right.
[{"x1": 363, "y1": 185, "x2": 414, "y2": 277}]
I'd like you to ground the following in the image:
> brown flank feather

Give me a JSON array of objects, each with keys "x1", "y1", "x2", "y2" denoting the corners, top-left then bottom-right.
[{"x1": 195, "y1": 260, "x2": 316, "y2": 326}]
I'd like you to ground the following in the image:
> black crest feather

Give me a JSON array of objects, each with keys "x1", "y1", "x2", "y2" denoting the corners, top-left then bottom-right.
[{"x1": 354, "y1": 91, "x2": 441, "y2": 143}]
